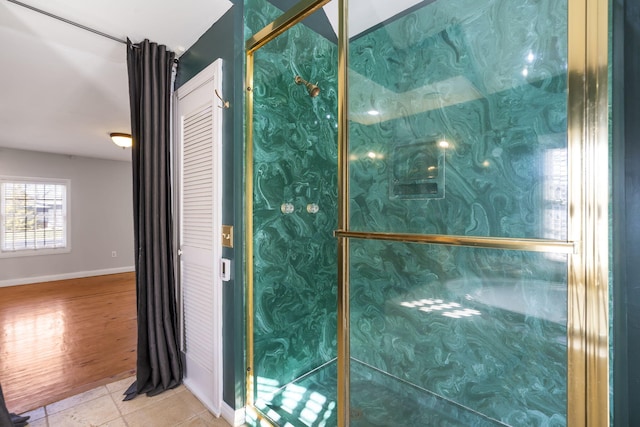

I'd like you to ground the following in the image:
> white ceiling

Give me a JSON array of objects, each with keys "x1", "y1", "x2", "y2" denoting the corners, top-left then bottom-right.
[
  {"x1": 0, "y1": 0, "x2": 232, "y2": 162},
  {"x1": 323, "y1": 0, "x2": 422, "y2": 38}
]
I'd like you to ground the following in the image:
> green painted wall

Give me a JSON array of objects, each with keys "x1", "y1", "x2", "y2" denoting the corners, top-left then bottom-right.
[
  {"x1": 613, "y1": 0, "x2": 640, "y2": 424},
  {"x1": 176, "y1": 1, "x2": 246, "y2": 410}
]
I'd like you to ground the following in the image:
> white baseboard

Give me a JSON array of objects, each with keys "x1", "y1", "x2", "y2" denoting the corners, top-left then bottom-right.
[
  {"x1": 221, "y1": 402, "x2": 245, "y2": 427},
  {"x1": 0, "y1": 266, "x2": 135, "y2": 288}
]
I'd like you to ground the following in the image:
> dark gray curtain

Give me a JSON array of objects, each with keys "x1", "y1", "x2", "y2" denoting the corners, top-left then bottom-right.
[
  {"x1": 0, "y1": 384, "x2": 29, "y2": 427},
  {"x1": 0, "y1": 384, "x2": 12, "y2": 427},
  {"x1": 124, "y1": 39, "x2": 182, "y2": 400}
]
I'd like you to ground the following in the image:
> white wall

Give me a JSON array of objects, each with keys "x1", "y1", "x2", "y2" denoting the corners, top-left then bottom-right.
[{"x1": 0, "y1": 148, "x2": 135, "y2": 286}]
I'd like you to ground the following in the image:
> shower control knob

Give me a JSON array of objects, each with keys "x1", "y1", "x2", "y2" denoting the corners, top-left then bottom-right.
[
  {"x1": 281, "y1": 203, "x2": 295, "y2": 214},
  {"x1": 306, "y1": 203, "x2": 319, "y2": 214}
]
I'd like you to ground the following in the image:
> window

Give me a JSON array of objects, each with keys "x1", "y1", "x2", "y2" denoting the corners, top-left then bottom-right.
[{"x1": 0, "y1": 177, "x2": 70, "y2": 257}]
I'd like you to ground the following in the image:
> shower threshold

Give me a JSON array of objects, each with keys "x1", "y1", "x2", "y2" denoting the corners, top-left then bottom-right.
[{"x1": 252, "y1": 359, "x2": 506, "y2": 427}]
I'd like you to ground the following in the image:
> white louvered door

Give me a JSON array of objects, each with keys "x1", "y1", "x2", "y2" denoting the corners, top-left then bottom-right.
[{"x1": 176, "y1": 59, "x2": 223, "y2": 415}]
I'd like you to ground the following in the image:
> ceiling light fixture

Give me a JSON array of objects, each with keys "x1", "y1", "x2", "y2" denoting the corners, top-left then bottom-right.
[{"x1": 110, "y1": 132, "x2": 132, "y2": 148}]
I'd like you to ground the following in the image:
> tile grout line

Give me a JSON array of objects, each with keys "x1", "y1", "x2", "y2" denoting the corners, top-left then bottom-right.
[
  {"x1": 43, "y1": 400, "x2": 51, "y2": 426},
  {"x1": 107, "y1": 386, "x2": 129, "y2": 427},
  {"x1": 24, "y1": 377, "x2": 228, "y2": 427},
  {"x1": 43, "y1": 405, "x2": 48, "y2": 426}
]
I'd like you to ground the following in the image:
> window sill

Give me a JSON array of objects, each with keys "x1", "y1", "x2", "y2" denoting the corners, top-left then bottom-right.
[{"x1": 0, "y1": 247, "x2": 71, "y2": 259}]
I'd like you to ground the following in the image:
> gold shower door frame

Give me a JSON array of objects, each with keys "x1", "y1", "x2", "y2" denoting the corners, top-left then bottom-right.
[{"x1": 244, "y1": 0, "x2": 610, "y2": 425}]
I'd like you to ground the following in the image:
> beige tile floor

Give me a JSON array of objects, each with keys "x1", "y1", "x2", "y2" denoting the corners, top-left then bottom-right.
[{"x1": 17, "y1": 376, "x2": 234, "y2": 427}]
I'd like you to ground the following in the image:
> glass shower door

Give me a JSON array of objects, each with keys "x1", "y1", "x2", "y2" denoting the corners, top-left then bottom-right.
[
  {"x1": 345, "y1": 0, "x2": 572, "y2": 425},
  {"x1": 246, "y1": 1, "x2": 339, "y2": 425}
]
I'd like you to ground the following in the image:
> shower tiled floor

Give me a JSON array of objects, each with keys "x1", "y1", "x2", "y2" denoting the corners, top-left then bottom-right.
[
  {"x1": 258, "y1": 361, "x2": 504, "y2": 427},
  {"x1": 17, "y1": 376, "x2": 234, "y2": 427}
]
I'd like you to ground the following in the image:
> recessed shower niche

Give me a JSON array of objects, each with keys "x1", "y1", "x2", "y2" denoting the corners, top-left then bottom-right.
[{"x1": 390, "y1": 140, "x2": 445, "y2": 199}]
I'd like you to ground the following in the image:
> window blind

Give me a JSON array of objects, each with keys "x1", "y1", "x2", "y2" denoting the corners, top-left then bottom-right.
[{"x1": 1, "y1": 180, "x2": 68, "y2": 252}]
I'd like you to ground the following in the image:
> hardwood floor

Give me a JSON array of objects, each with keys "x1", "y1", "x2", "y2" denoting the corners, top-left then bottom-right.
[{"x1": 0, "y1": 272, "x2": 137, "y2": 414}]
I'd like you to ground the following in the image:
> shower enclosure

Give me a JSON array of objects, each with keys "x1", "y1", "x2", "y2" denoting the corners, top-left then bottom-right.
[
  {"x1": 245, "y1": 1, "x2": 339, "y2": 424},
  {"x1": 245, "y1": 0, "x2": 609, "y2": 425}
]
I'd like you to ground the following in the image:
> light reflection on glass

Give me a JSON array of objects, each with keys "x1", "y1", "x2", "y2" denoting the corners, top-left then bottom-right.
[
  {"x1": 256, "y1": 376, "x2": 335, "y2": 426},
  {"x1": 526, "y1": 51, "x2": 535, "y2": 63},
  {"x1": 400, "y1": 298, "x2": 481, "y2": 319},
  {"x1": 257, "y1": 376, "x2": 280, "y2": 402},
  {"x1": 300, "y1": 407, "x2": 319, "y2": 424},
  {"x1": 442, "y1": 308, "x2": 482, "y2": 318},
  {"x1": 265, "y1": 409, "x2": 282, "y2": 422},
  {"x1": 542, "y1": 147, "x2": 568, "y2": 244}
]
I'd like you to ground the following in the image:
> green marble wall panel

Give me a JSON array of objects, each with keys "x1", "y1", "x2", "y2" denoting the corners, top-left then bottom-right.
[
  {"x1": 349, "y1": 239, "x2": 568, "y2": 424},
  {"x1": 348, "y1": 0, "x2": 568, "y2": 239},
  {"x1": 244, "y1": 0, "x2": 280, "y2": 40},
  {"x1": 246, "y1": 0, "x2": 339, "y2": 407}
]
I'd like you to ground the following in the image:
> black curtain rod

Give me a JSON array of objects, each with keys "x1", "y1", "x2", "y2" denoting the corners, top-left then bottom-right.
[{"x1": 7, "y1": 0, "x2": 128, "y2": 45}]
